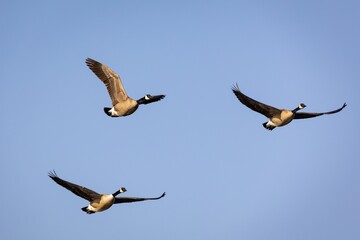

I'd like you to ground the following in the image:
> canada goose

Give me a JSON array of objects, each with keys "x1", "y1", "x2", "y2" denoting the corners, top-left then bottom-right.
[
  {"x1": 231, "y1": 84, "x2": 347, "y2": 130},
  {"x1": 86, "y1": 58, "x2": 165, "y2": 117},
  {"x1": 48, "y1": 171, "x2": 166, "y2": 214}
]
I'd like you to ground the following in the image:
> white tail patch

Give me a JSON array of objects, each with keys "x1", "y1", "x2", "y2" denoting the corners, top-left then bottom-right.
[
  {"x1": 87, "y1": 204, "x2": 97, "y2": 212},
  {"x1": 109, "y1": 107, "x2": 119, "y2": 116},
  {"x1": 267, "y1": 121, "x2": 276, "y2": 127}
]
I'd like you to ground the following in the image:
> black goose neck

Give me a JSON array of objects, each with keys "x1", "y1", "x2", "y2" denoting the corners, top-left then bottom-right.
[
  {"x1": 292, "y1": 106, "x2": 301, "y2": 113},
  {"x1": 112, "y1": 190, "x2": 121, "y2": 197},
  {"x1": 137, "y1": 97, "x2": 146, "y2": 105}
]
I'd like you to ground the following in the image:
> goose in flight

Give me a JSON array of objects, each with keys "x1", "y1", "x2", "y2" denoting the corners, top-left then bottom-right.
[
  {"x1": 48, "y1": 171, "x2": 166, "y2": 214},
  {"x1": 86, "y1": 58, "x2": 165, "y2": 117},
  {"x1": 231, "y1": 84, "x2": 347, "y2": 130}
]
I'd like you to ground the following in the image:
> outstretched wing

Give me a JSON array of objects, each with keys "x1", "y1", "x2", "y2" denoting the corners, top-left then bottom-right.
[
  {"x1": 231, "y1": 84, "x2": 281, "y2": 118},
  {"x1": 294, "y1": 103, "x2": 347, "y2": 119},
  {"x1": 86, "y1": 58, "x2": 128, "y2": 105},
  {"x1": 48, "y1": 170, "x2": 101, "y2": 202},
  {"x1": 114, "y1": 192, "x2": 166, "y2": 204}
]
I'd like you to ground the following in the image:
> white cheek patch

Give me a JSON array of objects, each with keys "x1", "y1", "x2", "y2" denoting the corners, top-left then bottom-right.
[{"x1": 145, "y1": 95, "x2": 150, "y2": 100}]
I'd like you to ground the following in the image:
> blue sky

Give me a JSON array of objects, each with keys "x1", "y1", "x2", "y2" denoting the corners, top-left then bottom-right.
[{"x1": 1, "y1": 1, "x2": 359, "y2": 239}]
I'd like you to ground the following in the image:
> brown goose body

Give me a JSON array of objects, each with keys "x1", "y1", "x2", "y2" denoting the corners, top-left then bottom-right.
[
  {"x1": 112, "y1": 98, "x2": 139, "y2": 117},
  {"x1": 270, "y1": 110, "x2": 295, "y2": 127}
]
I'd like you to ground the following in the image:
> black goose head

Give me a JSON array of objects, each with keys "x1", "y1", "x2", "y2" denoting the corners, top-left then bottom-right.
[
  {"x1": 292, "y1": 103, "x2": 306, "y2": 113},
  {"x1": 137, "y1": 94, "x2": 165, "y2": 105}
]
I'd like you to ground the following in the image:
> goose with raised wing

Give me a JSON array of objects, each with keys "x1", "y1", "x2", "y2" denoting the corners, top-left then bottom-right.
[
  {"x1": 48, "y1": 171, "x2": 166, "y2": 214},
  {"x1": 86, "y1": 58, "x2": 165, "y2": 117},
  {"x1": 231, "y1": 84, "x2": 347, "y2": 130}
]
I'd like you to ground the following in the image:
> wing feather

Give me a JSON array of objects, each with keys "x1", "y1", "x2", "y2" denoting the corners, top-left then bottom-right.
[
  {"x1": 231, "y1": 84, "x2": 281, "y2": 118},
  {"x1": 294, "y1": 103, "x2": 347, "y2": 119},
  {"x1": 86, "y1": 58, "x2": 128, "y2": 105},
  {"x1": 48, "y1": 170, "x2": 101, "y2": 202},
  {"x1": 114, "y1": 192, "x2": 166, "y2": 204}
]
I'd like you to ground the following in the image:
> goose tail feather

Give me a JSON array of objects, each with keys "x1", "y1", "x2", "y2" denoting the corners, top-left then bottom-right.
[
  {"x1": 263, "y1": 122, "x2": 276, "y2": 131},
  {"x1": 81, "y1": 206, "x2": 95, "y2": 214},
  {"x1": 103, "y1": 107, "x2": 112, "y2": 117}
]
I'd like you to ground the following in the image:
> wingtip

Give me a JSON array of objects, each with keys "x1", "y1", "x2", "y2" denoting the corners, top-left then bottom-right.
[
  {"x1": 85, "y1": 57, "x2": 92, "y2": 64},
  {"x1": 231, "y1": 83, "x2": 240, "y2": 92},
  {"x1": 48, "y1": 169, "x2": 57, "y2": 178},
  {"x1": 156, "y1": 192, "x2": 166, "y2": 199},
  {"x1": 85, "y1": 57, "x2": 95, "y2": 62},
  {"x1": 85, "y1": 57, "x2": 99, "y2": 68}
]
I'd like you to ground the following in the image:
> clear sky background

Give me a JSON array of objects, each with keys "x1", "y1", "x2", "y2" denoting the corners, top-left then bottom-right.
[{"x1": 1, "y1": 1, "x2": 359, "y2": 239}]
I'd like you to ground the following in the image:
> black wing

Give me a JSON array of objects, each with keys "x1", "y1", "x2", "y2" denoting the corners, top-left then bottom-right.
[
  {"x1": 294, "y1": 103, "x2": 347, "y2": 119},
  {"x1": 48, "y1": 170, "x2": 101, "y2": 202},
  {"x1": 114, "y1": 192, "x2": 166, "y2": 204},
  {"x1": 231, "y1": 84, "x2": 281, "y2": 118}
]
